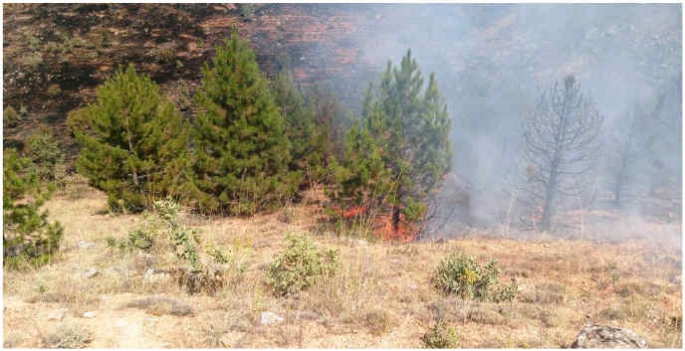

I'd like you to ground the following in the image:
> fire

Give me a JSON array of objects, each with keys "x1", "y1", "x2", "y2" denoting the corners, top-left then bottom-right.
[{"x1": 337, "y1": 205, "x2": 419, "y2": 242}]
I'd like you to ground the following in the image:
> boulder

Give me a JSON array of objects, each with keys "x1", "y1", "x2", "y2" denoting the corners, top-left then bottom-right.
[{"x1": 571, "y1": 324, "x2": 647, "y2": 348}]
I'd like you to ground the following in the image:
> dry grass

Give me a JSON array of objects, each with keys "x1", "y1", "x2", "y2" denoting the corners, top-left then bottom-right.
[{"x1": 2, "y1": 186, "x2": 682, "y2": 348}]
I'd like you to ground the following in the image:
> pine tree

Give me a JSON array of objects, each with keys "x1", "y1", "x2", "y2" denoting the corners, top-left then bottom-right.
[
  {"x1": 333, "y1": 49, "x2": 452, "y2": 238},
  {"x1": 272, "y1": 70, "x2": 329, "y2": 185},
  {"x1": 3, "y1": 149, "x2": 63, "y2": 269},
  {"x1": 187, "y1": 29, "x2": 297, "y2": 215},
  {"x1": 67, "y1": 65, "x2": 190, "y2": 212},
  {"x1": 24, "y1": 124, "x2": 63, "y2": 182}
]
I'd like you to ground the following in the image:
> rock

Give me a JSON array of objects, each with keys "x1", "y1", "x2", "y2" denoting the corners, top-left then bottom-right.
[
  {"x1": 82, "y1": 311, "x2": 96, "y2": 318},
  {"x1": 78, "y1": 240, "x2": 94, "y2": 250},
  {"x1": 144, "y1": 268, "x2": 171, "y2": 283},
  {"x1": 260, "y1": 311, "x2": 284, "y2": 325},
  {"x1": 46, "y1": 308, "x2": 67, "y2": 321},
  {"x1": 84, "y1": 268, "x2": 99, "y2": 279},
  {"x1": 571, "y1": 324, "x2": 647, "y2": 348}
]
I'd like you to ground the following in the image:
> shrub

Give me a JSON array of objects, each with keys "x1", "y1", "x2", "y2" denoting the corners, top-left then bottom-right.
[
  {"x1": 364, "y1": 309, "x2": 392, "y2": 335},
  {"x1": 23, "y1": 53, "x2": 43, "y2": 70},
  {"x1": 434, "y1": 252, "x2": 517, "y2": 302},
  {"x1": 3, "y1": 149, "x2": 63, "y2": 270},
  {"x1": 421, "y1": 321, "x2": 458, "y2": 348},
  {"x1": 47, "y1": 84, "x2": 62, "y2": 97},
  {"x1": 43, "y1": 324, "x2": 93, "y2": 349},
  {"x1": 127, "y1": 229, "x2": 155, "y2": 252},
  {"x1": 266, "y1": 233, "x2": 339, "y2": 296},
  {"x1": 4, "y1": 105, "x2": 19, "y2": 127}
]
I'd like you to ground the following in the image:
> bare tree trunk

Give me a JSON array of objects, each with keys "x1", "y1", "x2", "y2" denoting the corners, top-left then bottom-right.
[
  {"x1": 541, "y1": 168, "x2": 557, "y2": 231},
  {"x1": 392, "y1": 182, "x2": 402, "y2": 235}
]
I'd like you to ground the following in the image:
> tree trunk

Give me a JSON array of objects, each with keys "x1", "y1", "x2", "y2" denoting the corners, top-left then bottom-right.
[{"x1": 541, "y1": 166, "x2": 558, "y2": 232}]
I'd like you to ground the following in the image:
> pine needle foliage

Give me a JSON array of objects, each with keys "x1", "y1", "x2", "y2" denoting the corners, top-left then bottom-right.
[
  {"x1": 67, "y1": 65, "x2": 190, "y2": 212},
  {"x1": 187, "y1": 28, "x2": 297, "y2": 215}
]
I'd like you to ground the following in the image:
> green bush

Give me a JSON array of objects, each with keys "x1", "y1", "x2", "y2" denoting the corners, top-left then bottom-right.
[
  {"x1": 421, "y1": 321, "x2": 458, "y2": 348},
  {"x1": 434, "y1": 252, "x2": 517, "y2": 302},
  {"x1": 266, "y1": 233, "x2": 339, "y2": 296},
  {"x1": 127, "y1": 229, "x2": 155, "y2": 252},
  {"x1": 3, "y1": 149, "x2": 63, "y2": 270},
  {"x1": 4, "y1": 105, "x2": 19, "y2": 127}
]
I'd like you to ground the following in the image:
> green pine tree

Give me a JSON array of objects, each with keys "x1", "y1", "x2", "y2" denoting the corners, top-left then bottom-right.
[
  {"x1": 24, "y1": 124, "x2": 64, "y2": 182},
  {"x1": 272, "y1": 70, "x2": 330, "y2": 185},
  {"x1": 187, "y1": 29, "x2": 297, "y2": 215},
  {"x1": 3, "y1": 149, "x2": 63, "y2": 269},
  {"x1": 333, "y1": 49, "x2": 453, "y2": 237},
  {"x1": 67, "y1": 65, "x2": 191, "y2": 212}
]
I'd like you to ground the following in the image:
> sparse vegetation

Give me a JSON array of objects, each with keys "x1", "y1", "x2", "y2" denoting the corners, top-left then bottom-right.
[
  {"x1": 421, "y1": 321, "x2": 459, "y2": 348},
  {"x1": 4, "y1": 105, "x2": 19, "y2": 127}
]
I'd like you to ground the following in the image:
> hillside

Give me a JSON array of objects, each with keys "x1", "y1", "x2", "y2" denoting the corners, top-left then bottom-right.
[
  {"x1": 2, "y1": 4, "x2": 682, "y2": 349},
  {"x1": 2, "y1": 183, "x2": 682, "y2": 348}
]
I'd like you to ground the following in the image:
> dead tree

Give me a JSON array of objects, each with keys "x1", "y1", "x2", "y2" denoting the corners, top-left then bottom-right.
[{"x1": 521, "y1": 75, "x2": 603, "y2": 231}]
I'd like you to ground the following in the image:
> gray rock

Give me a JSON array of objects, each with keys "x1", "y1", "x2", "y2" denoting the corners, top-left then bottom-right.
[
  {"x1": 84, "y1": 268, "x2": 99, "y2": 279},
  {"x1": 143, "y1": 268, "x2": 171, "y2": 283},
  {"x1": 571, "y1": 324, "x2": 647, "y2": 348},
  {"x1": 260, "y1": 311, "x2": 284, "y2": 325},
  {"x1": 78, "y1": 240, "x2": 94, "y2": 250}
]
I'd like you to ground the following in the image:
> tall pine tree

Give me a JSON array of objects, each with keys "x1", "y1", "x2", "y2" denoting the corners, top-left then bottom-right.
[
  {"x1": 187, "y1": 29, "x2": 297, "y2": 215},
  {"x1": 272, "y1": 70, "x2": 330, "y2": 185},
  {"x1": 67, "y1": 65, "x2": 190, "y2": 212},
  {"x1": 333, "y1": 49, "x2": 452, "y2": 238}
]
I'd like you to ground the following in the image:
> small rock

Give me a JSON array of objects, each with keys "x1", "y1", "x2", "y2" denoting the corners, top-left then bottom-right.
[
  {"x1": 144, "y1": 268, "x2": 171, "y2": 283},
  {"x1": 84, "y1": 268, "x2": 99, "y2": 279},
  {"x1": 260, "y1": 311, "x2": 284, "y2": 325},
  {"x1": 82, "y1": 311, "x2": 96, "y2": 318},
  {"x1": 78, "y1": 240, "x2": 94, "y2": 250},
  {"x1": 571, "y1": 324, "x2": 648, "y2": 348},
  {"x1": 46, "y1": 308, "x2": 67, "y2": 321}
]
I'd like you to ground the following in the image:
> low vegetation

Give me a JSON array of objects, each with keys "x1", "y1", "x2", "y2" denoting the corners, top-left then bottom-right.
[
  {"x1": 265, "y1": 233, "x2": 339, "y2": 296},
  {"x1": 433, "y1": 251, "x2": 518, "y2": 302},
  {"x1": 421, "y1": 321, "x2": 459, "y2": 348}
]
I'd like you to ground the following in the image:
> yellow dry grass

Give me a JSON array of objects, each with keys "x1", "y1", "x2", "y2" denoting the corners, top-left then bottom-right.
[{"x1": 3, "y1": 184, "x2": 682, "y2": 348}]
